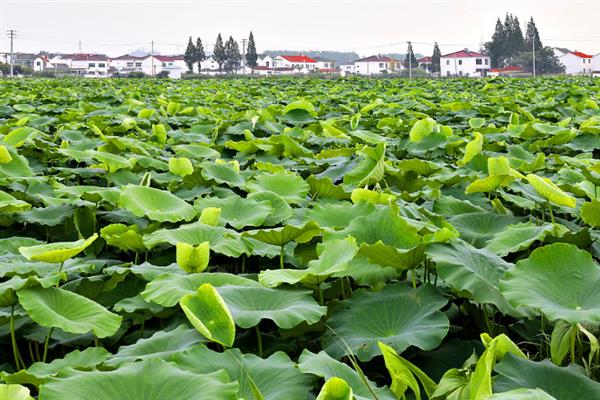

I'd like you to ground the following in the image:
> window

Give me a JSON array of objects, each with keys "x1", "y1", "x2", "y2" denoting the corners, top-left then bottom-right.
[
  {"x1": 485, "y1": 59, "x2": 489, "y2": 65},
  {"x1": 458, "y1": 60, "x2": 463, "y2": 65},
  {"x1": 36, "y1": 61, "x2": 41, "y2": 66},
  {"x1": 266, "y1": 61, "x2": 270, "y2": 67},
  {"x1": 476, "y1": 59, "x2": 482, "y2": 65},
  {"x1": 459, "y1": 71, "x2": 463, "y2": 76},
  {"x1": 126, "y1": 62, "x2": 133, "y2": 67},
  {"x1": 98, "y1": 63, "x2": 105, "y2": 68},
  {"x1": 379, "y1": 63, "x2": 384, "y2": 67},
  {"x1": 88, "y1": 63, "x2": 95, "y2": 68},
  {"x1": 135, "y1": 62, "x2": 142, "y2": 67},
  {"x1": 446, "y1": 60, "x2": 450, "y2": 65}
]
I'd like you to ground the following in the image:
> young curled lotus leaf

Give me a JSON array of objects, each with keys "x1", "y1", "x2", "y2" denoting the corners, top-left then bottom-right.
[
  {"x1": 0, "y1": 190, "x2": 31, "y2": 213},
  {"x1": 168, "y1": 157, "x2": 194, "y2": 177},
  {"x1": 118, "y1": 185, "x2": 196, "y2": 223},
  {"x1": 176, "y1": 241, "x2": 210, "y2": 273},
  {"x1": 100, "y1": 224, "x2": 145, "y2": 252},
  {"x1": 18, "y1": 234, "x2": 98, "y2": 263},
  {"x1": 322, "y1": 283, "x2": 449, "y2": 362},
  {"x1": 17, "y1": 286, "x2": 122, "y2": 338},
  {"x1": 38, "y1": 359, "x2": 238, "y2": 400},
  {"x1": 500, "y1": 243, "x2": 600, "y2": 324},
  {"x1": 526, "y1": 173, "x2": 576, "y2": 208},
  {"x1": 459, "y1": 132, "x2": 483, "y2": 165},
  {"x1": 409, "y1": 117, "x2": 436, "y2": 143},
  {"x1": 0, "y1": 145, "x2": 12, "y2": 163},
  {"x1": 342, "y1": 142, "x2": 386, "y2": 188},
  {"x1": 179, "y1": 283, "x2": 236, "y2": 347},
  {"x1": 0, "y1": 384, "x2": 33, "y2": 400},
  {"x1": 316, "y1": 378, "x2": 353, "y2": 400},
  {"x1": 199, "y1": 207, "x2": 221, "y2": 226}
]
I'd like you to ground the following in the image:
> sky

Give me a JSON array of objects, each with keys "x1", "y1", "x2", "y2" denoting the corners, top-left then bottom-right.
[{"x1": 1, "y1": 0, "x2": 600, "y2": 57}]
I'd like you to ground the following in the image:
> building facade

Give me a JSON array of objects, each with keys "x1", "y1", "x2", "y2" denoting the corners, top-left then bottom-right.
[{"x1": 440, "y1": 49, "x2": 490, "y2": 77}]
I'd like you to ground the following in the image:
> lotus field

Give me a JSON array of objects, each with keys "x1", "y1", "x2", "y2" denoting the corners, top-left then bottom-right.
[{"x1": 1, "y1": 77, "x2": 600, "y2": 399}]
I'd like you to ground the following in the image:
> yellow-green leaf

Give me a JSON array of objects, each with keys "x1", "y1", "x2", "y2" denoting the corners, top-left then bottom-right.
[
  {"x1": 527, "y1": 174, "x2": 577, "y2": 208},
  {"x1": 168, "y1": 157, "x2": 194, "y2": 177},
  {"x1": 176, "y1": 242, "x2": 210, "y2": 273},
  {"x1": 18, "y1": 234, "x2": 98, "y2": 263},
  {"x1": 460, "y1": 132, "x2": 483, "y2": 165},
  {"x1": 316, "y1": 377, "x2": 353, "y2": 400},
  {"x1": 200, "y1": 207, "x2": 221, "y2": 226}
]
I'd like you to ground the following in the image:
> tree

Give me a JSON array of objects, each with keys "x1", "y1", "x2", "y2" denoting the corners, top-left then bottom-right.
[
  {"x1": 195, "y1": 37, "x2": 205, "y2": 73},
  {"x1": 213, "y1": 33, "x2": 226, "y2": 72},
  {"x1": 245, "y1": 31, "x2": 258, "y2": 68},
  {"x1": 404, "y1": 42, "x2": 418, "y2": 69},
  {"x1": 516, "y1": 47, "x2": 564, "y2": 75},
  {"x1": 484, "y1": 18, "x2": 506, "y2": 68},
  {"x1": 224, "y1": 36, "x2": 241, "y2": 74},
  {"x1": 184, "y1": 36, "x2": 196, "y2": 73},
  {"x1": 431, "y1": 42, "x2": 442, "y2": 73}
]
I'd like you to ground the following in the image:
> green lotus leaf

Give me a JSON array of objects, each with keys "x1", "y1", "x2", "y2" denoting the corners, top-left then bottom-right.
[
  {"x1": 180, "y1": 283, "x2": 236, "y2": 347},
  {"x1": 103, "y1": 325, "x2": 204, "y2": 368},
  {"x1": 142, "y1": 272, "x2": 261, "y2": 307},
  {"x1": 298, "y1": 350, "x2": 395, "y2": 400},
  {"x1": 247, "y1": 190, "x2": 294, "y2": 226},
  {"x1": 243, "y1": 221, "x2": 323, "y2": 247},
  {"x1": 307, "y1": 175, "x2": 351, "y2": 200},
  {"x1": 118, "y1": 185, "x2": 196, "y2": 223},
  {"x1": 246, "y1": 172, "x2": 309, "y2": 204},
  {"x1": 174, "y1": 346, "x2": 313, "y2": 400},
  {"x1": 168, "y1": 157, "x2": 194, "y2": 177},
  {"x1": 0, "y1": 274, "x2": 64, "y2": 307},
  {"x1": 0, "y1": 190, "x2": 31, "y2": 213},
  {"x1": 350, "y1": 188, "x2": 396, "y2": 205},
  {"x1": 0, "y1": 145, "x2": 33, "y2": 177},
  {"x1": 259, "y1": 237, "x2": 358, "y2": 287},
  {"x1": 427, "y1": 239, "x2": 516, "y2": 314},
  {"x1": 342, "y1": 142, "x2": 386, "y2": 187},
  {"x1": 448, "y1": 212, "x2": 522, "y2": 248},
  {"x1": 466, "y1": 175, "x2": 515, "y2": 194},
  {"x1": 18, "y1": 234, "x2": 98, "y2": 263},
  {"x1": 217, "y1": 285, "x2": 327, "y2": 329},
  {"x1": 176, "y1": 241, "x2": 210, "y2": 273},
  {"x1": 490, "y1": 389, "x2": 557, "y2": 400},
  {"x1": 38, "y1": 359, "x2": 238, "y2": 400},
  {"x1": 195, "y1": 194, "x2": 272, "y2": 229},
  {"x1": 526, "y1": 174, "x2": 576, "y2": 208},
  {"x1": 322, "y1": 283, "x2": 449, "y2": 361},
  {"x1": 316, "y1": 377, "x2": 353, "y2": 400},
  {"x1": 500, "y1": 243, "x2": 600, "y2": 323},
  {"x1": 494, "y1": 354, "x2": 600, "y2": 399},
  {"x1": 173, "y1": 144, "x2": 220, "y2": 160},
  {"x1": 100, "y1": 223, "x2": 145, "y2": 252},
  {"x1": 305, "y1": 200, "x2": 374, "y2": 229},
  {"x1": 17, "y1": 286, "x2": 122, "y2": 338},
  {"x1": 3, "y1": 126, "x2": 41, "y2": 148},
  {"x1": 1, "y1": 347, "x2": 109, "y2": 387},
  {"x1": 201, "y1": 161, "x2": 246, "y2": 188},
  {"x1": 283, "y1": 100, "x2": 316, "y2": 123},
  {"x1": 395, "y1": 158, "x2": 441, "y2": 175},
  {"x1": 143, "y1": 222, "x2": 246, "y2": 257},
  {"x1": 15, "y1": 205, "x2": 75, "y2": 227},
  {"x1": 581, "y1": 199, "x2": 600, "y2": 227},
  {"x1": 0, "y1": 237, "x2": 43, "y2": 254},
  {"x1": 484, "y1": 222, "x2": 555, "y2": 256},
  {"x1": 468, "y1": 117, "x2": 486, "y2": 129},
  {"x1": 0, "y1": 384, "x2": 33, "y2": 400}
]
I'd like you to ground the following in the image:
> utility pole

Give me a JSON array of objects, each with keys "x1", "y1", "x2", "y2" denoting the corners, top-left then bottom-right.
[
  {"x1": 532, "y1": 38, "x2": 536, "y2": 77},
  {"x1": 241, "y1": 38, "x2": 247, "y2": 73},
  {"x1": 151, "y1": 40, "x2": 155, "y2": 76},
  {"x1": 7, "y1": 30, "x2": 16, "y2": 77},
  {"x1": 407, "y1": 41, "x2": 412, "y2": 79},
  {"x1": 78, "y1": 39, "x2": 82, "y2": 54}
]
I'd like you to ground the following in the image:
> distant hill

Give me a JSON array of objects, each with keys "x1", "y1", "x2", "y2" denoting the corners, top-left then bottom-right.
[
  {"x1": 262, "y1": 50, "x2": 360, "y2": 65},
  {"x1": 383, "y1": 53, "x2": 425, "y2": 60}
]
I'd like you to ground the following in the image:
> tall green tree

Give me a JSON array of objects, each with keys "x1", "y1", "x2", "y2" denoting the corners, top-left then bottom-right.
[
  {"x1": 245, "y1": 31, "x2": 258, "y2": 68},
  {"x1": 517, "y1": 17, "x2": 564, "y2": 75},
  {"x1": 484, "y1": 18, "x2": 506, "y2": 67},
  {"x1": 431, "y1": 42, "x2": 441, "y2": 73},
  {"x1": 524, "y1": 17, "x2": 543, "y2": 50},
  {"x1": 404, "y1": 42, "x2": 418, "y2": 69},
  {"x1": 224, "y1": 36, "x2": 241, "y2": 74},
  {"x1": 184, "y1": 36, "x2": 196, "y2": 73},
  {"x1": 213, "y1": 34, "x2": 226, "y2": 72},
  {"x1": 195, "y1": 37, "x2": 205, "y2": 73}
]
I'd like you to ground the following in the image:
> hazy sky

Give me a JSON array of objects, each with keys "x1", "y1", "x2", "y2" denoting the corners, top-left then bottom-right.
[{"x1": 1, "y1": 0, "x2": 600, "y2": 57}]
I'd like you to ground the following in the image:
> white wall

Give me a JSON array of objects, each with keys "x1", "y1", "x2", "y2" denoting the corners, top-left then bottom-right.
[
  {"x1": 593, "y1": 53, "x2": 600, "y2": 73},
  {"x1": 33, "y1": 57, "x2": 45, "y2": 72},
  {"x1": 557, "y1": 53, "x2": 592, "y2": 75},
  {"x1": 440, "y1": 56, "x2": 490, "y2": 77},
  {"x1": 274, "y1": 56, "x2": 316, "y2": 71},
  {"x1": 354, "y1": 60, "x2": 401, "y2": 75},
  {"x1": 70, "y1": 59, "x2": 109, "y2": 77}
]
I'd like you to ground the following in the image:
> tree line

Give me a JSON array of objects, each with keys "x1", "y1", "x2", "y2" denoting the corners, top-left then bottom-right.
[
  {"x1": 183, "y1": 31, "x2": 258, "y2": 74},
  {"x1": 484, "y1": 14, "x2": 563, "y2": 74}
]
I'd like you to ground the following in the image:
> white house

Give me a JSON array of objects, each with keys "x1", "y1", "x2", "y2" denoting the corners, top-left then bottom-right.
[
  {"x1": 593, "y1": 53, "x2": 600, "y2": 77},
  {"x1": 111, "y1": 54, "x2": 146, "y2": 73},
  {"x1": 200, "y1": 56, "x2": 221, "y2": 75},
  {"x1": 440, "y1": 49, "x2": 490, "y2": 77},
  {"x1": 553, "y1": 48, "x2": 593, "y2": 75},
  {"x1": 353, "y1": 55, "x2": 402, "y2": 75},
  {"x1": 67, "y1": 54, "x2": 110, "y2": 77},
  {"x1": 339, "y1": 63, "x2": 356, "y2": 77},
  {"x1": 274, "y1": 55, "x2": 317, "y2": 72},
  {"x1": 256, "y1": 55, "x2": 274, "y2": 68},
  {"x1": 33, "y1": 55, "x2": 47, "y2": 72}
]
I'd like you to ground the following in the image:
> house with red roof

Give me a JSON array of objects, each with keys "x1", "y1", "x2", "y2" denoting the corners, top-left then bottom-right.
[
  {"x1": 440, "y1": 49, "x2": 490, "y2": 77},
  {"x1": 274, "y1": 55, "x2": 317, "y2": 73},
  {"x1": 417, "y1": 56, "x2": 432, "y2": 71},
  {"x1": 353, "y1": 55, "x2": 402, "y2": 75},
  {"x1": 553, "y1": 48, "x2": 593, "y2": 75}
]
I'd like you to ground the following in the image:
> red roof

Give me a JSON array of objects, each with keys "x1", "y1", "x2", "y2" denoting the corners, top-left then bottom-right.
[
  {"x1": 571, "y1": 51, "x2": 592, "y2": 58},
  {"x1": 442, "y1": 49, "x2": 487, "y2": 58},
  {"x1": 417, "y1": 56, "x2": 432, "y2": 63},
  {"x1": 279, "y1": 55, "x2": 316, "y2": 63},
  {"x1": 355, "y1": 55, "x2": 398, "y2": 63}
]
